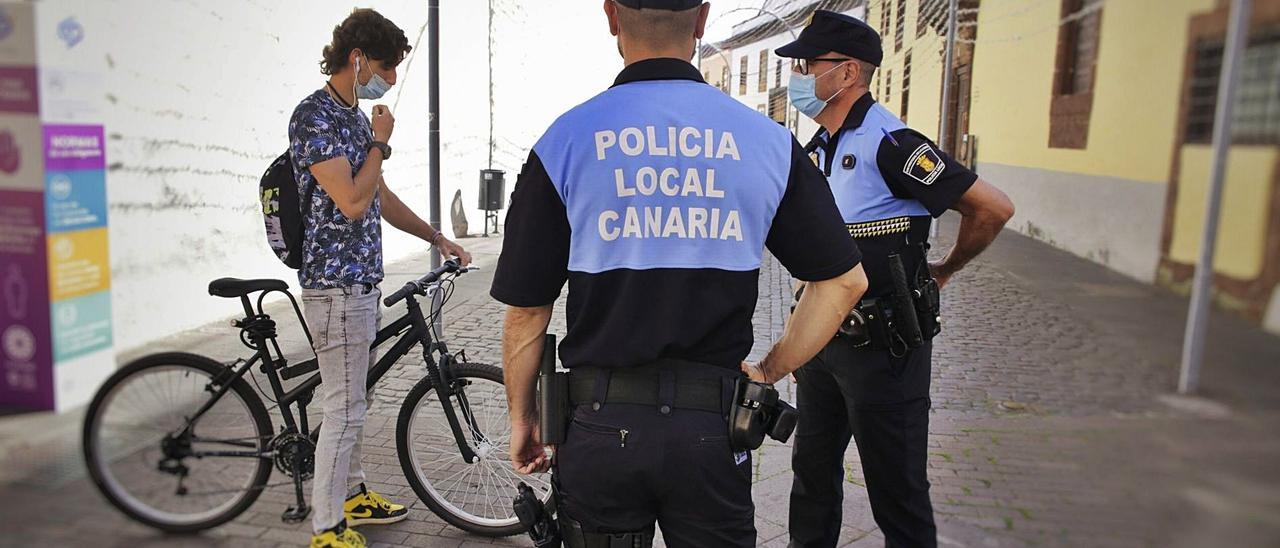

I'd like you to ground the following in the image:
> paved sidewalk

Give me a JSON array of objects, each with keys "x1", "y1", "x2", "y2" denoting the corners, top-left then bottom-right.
[{"x1": 1, "y1": 216, "x2": 1279, "y2": 547}]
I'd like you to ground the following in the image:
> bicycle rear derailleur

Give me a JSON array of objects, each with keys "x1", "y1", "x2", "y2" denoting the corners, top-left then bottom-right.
[{"x1": 158, "y1": 432, "x2": 193, "y2": 496}]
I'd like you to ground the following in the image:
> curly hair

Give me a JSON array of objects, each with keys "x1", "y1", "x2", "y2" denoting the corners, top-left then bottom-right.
[{"x1": 320, "y1": 8, "x2": 411, "y2": 75}]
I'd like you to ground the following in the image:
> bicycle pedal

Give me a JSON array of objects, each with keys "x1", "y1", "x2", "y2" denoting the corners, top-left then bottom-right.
[{"x1": 282, "y1": 505, "x2": 311, "y2": 524}]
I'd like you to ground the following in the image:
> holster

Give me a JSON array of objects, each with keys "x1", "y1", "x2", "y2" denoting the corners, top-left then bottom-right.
[
  {"x1": 727, "y1": 377, "x2": 799, "y2": 451},
  {"x1": 838, "y1": 250, "x2": 942, "y2": 353},
  {"x1": 915, "y1": 277, "x2": 942, "y2": 340},
  {"x1": 538, "y1": 334, "x2": 569, "y2": 445}
]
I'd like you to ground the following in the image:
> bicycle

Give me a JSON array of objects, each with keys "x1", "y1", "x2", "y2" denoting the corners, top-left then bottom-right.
[{"x1": 81, "y1": 259, "x2": 552, "y2": 536}]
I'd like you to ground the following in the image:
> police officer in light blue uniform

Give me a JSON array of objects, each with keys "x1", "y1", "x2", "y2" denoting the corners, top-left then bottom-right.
[
  {"x1": 493, "y1": 2, "x2": 870, "y2": 547},
  {"x1": 775, "y1": 11, "x2": 1015, "y2": 548}
]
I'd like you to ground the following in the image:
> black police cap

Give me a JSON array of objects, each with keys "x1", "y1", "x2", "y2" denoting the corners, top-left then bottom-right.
[
  {"x1": 775, "y1": 10, "x2": 883, "y2": 67},
  {"x1": 613, "y1": 0, "x2": 704, "y2": 10}
]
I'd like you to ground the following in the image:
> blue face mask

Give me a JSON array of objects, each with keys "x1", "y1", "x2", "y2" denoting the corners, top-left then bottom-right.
[
  {"x1": 788, "y1": 61, "x2": 849, "y2": 119},
  {"x1": 354, "y1": 56, "x2": 392, "y2": 100}
]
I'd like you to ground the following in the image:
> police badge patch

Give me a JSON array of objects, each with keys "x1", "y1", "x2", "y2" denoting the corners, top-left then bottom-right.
[
  {"x1": 904, "y1": 143, "x2": 945, "y2": 185},
  {"x1": 841, "y1": 154, "x2": 855, "y2": 170}
]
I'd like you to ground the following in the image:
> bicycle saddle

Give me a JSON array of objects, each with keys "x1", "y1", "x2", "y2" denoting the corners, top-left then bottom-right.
[{"x1": 208, "y1": 278, "x2": 289, "y2": 298}]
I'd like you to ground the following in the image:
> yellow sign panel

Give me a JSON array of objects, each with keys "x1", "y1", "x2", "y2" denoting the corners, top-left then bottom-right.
[{"x1": 47, "y1": 227, "x2": 110, "y2": 301}]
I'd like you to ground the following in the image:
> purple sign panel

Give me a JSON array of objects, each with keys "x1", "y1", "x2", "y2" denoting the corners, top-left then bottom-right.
[
  {"x1": 0, "y1": 189, "x2": 54, "y2": 410},
  {"x1": 43, "y1": 124, "x2": 104, "y2": 171},
  {"x1": 0, "y1": 66, "x2": 38, "y2": 114}
]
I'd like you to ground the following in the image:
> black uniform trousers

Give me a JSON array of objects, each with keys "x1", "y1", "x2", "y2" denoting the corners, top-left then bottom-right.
[
  {"x1": 788, "y1": 338, "x2": 936, "y2": 548},
  {"x1": 556, "y1": 401, "x2": 756, "y2": 547}
]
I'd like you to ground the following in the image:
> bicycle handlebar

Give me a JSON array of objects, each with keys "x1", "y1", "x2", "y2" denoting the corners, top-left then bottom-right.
[{"x1": 383, "y1": 259, "x2": 476, "y2": 307}]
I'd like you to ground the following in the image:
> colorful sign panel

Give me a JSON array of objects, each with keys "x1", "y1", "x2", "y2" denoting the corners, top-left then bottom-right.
[
  {"x1": 0, "y1": 2, "x2": 112, "y2": 412},
  {"x1": 1, "y1": 126, "x2": 111, "y2": 411},
  {"x1": 41, "y1": 124, "x2": 110, "y2": 411}
]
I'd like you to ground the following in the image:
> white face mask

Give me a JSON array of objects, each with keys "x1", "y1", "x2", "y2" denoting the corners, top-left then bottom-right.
[
  {"x1": 788, "y1": 61, "x2": 850, "y2": 119},
  {"x1": 354, "y1": 56, "x2": 392, "y2": 100}
]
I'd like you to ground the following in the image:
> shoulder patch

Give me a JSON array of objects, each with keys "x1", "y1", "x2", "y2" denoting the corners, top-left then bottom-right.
[{"x1": 903, "y1": 143, "x2": 945, "y2": 185}]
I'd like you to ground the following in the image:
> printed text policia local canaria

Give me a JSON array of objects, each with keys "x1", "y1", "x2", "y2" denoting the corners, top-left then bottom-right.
[{"x1": 594, "y1": 126, "x2": 743, "y2": 242}]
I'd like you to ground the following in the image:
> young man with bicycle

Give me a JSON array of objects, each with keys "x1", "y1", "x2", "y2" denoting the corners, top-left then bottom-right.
[{"x1": 290, "y1": 9, "x2": 471, "y2": 547}]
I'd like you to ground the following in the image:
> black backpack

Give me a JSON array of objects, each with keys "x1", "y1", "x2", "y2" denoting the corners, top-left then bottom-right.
[{"x1": 260, "y1": 151, "x2": 316, "y2": 269}]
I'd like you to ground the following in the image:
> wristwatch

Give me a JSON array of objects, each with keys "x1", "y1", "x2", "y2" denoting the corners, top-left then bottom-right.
[{"x1": 371, "y1": 141, "x2": 392, "y2": 160}]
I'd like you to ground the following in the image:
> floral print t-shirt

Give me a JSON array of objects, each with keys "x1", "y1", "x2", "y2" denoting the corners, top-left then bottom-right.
[{"x1": 288, "y1": 90, "x2": 383, "y2": 290}]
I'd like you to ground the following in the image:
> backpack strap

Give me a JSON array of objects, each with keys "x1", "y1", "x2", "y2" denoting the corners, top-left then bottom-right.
[
  {"x1": 294, "y1": 150, "x2": 336, "y2": 234},
  {"x1": 296, "y1": 151, "x2": 329, "y2": 229}
]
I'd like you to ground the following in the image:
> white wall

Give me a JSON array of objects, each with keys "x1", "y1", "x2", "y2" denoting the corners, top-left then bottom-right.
[{"x1": 32, "y1": 0, "x2": 621, "y2": 353}]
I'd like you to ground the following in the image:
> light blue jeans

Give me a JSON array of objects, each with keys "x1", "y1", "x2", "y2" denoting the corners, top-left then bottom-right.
[{"x1": 301, "y1": 284, "x2": 381, "y2": 532}]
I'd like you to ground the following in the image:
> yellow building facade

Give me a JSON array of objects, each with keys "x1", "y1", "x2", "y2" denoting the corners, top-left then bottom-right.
[{"x1": 866, "y1": 0, "x2": 1280, "y2": 333}]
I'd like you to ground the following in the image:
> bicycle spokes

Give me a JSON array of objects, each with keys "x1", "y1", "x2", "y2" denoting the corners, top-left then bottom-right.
[
  {"x1": 402, "y1": 368, "x2": 552, "y2": 527},
  {"x1": 89, "y1": 364, "x2": 270, "y2": 528}
]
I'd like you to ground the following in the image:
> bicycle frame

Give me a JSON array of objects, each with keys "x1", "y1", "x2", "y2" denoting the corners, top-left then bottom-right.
[{"x1": 178, "y1": 275, "x2": 485, "y2": 464}]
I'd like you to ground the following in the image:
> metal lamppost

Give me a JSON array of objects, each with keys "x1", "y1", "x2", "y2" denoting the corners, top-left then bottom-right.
[
  {"x1": 1179, "y1": 0, "x2": 1253, "y2": 394},
  {"x1": 427, "y1": 0, "x2": 442, "y2": 269},
  {"x1": 938, "y1": 0, "x2": 958, "y2": 153}
]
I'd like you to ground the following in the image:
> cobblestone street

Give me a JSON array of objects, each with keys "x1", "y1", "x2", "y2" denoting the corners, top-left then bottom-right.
[{"x1": 1, "y1": 215, "x2": 1278, "y2": 547}]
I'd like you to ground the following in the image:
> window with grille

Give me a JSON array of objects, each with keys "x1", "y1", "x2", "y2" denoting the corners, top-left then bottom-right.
[
  {"x1": 1058, "y1": 0, "x2": 1102, "y2": 95},
  {"x1": 739, "y1": 55, "x2": 748, "y2": 96},
  {"x1": 886, "y1": 70, "x2": 893, "y2": 109},
  {"x1": 902, "y1": 52, "x2": 911, "y2": 122},
  {"x1": 776, "y1": 59, "x2": 783, "y2": 88},
  {"x1": 768, "y1": 87, "x2": 788, "y2": 125},
  {"x1": 759, "y1": 50, "x2": 769, "y2": 92},
  {"x1": 1049, "y1": 0, "x2": 1103, "y2": 149},
  {"x1": 918, "y1": 0, "x2": 939, "y2": 38},
  {"x1": 880, "y1": 1, "x2": 892, "y2": 41},
  {"x1": 1186, "y1": 29, "x2": 1280, "y2": 145},
  {"x1": 895, "y1": 0, "x2": 907, "y2": 52}
]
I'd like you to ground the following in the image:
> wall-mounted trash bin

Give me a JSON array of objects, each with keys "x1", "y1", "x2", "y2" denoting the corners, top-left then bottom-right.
[{"x1": 478, "y1": 169, "x2": 506, "y2": 211}]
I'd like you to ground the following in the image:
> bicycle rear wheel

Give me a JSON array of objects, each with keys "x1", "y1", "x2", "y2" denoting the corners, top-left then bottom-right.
[
  {"x1": 396, "y1": 362, "x2": 553, "y2": 537},
  {"x1": 82, "y1": 352, "x2": 274, "y2": 533}
]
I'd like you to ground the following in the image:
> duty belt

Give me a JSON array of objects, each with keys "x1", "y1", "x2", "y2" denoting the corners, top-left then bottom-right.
[{"x1": 567, "y1": 360, "x2": 733, "y2": 415}]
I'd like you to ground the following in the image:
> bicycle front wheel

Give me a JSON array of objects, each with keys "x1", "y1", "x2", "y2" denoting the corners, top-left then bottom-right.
[
  {"x1": 82, "y1": 352, "x2": 274, "y2": 533},
  {"x1": 396, "y1": 362, "x2": 552, "y2": 537}
]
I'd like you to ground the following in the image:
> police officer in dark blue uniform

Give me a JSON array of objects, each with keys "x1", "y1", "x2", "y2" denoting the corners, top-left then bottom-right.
[
  {"x1": 493, "y1": 1, "x2": 871, "y2": 546},
  {"x1": 772, "y1": 11, "x2": 1015, "y2": 548}
]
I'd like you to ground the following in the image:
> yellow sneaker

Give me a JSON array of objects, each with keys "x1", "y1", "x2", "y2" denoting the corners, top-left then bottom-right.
[
  {"x1": 310, "y1": 522, "x2": 366, "y2": 548},
  {"x1": 344, "y1": 483, "x2": 409, "y2": 526}
]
